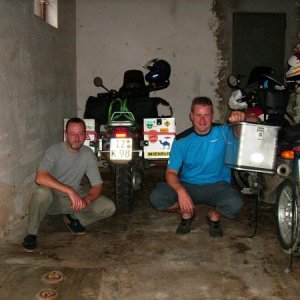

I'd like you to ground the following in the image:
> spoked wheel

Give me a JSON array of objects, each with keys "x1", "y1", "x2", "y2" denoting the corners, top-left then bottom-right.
[
  {"x1": 115, "y1": 164, "x2": 134, "y2": 213},
  {"x1": 275, "y1": 180, "x2": 300, "y2": 255}
]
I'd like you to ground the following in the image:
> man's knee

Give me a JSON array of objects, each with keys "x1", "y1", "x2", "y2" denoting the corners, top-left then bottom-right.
[
  {"x1": 229, "y1": 197, "x2": 243, "y2": 216},
  {"x1": 149, "y1": 183, "x2": 177, "y2": 211},
  {"x1": 149, "y1": 187, "x2": 161, "y2": 209},
  {"x1": 30, "y1": 186, "x2": 53, "y2": 207},
  {"x1": 220, "y1": 193, "x2": 243, "y2": 219},
  {"x1": 104, "y1": 200, "x2": 116, "y2": 217},
  {"x1": 93, "y1": 196, "x2": 116, "y2": 218}
]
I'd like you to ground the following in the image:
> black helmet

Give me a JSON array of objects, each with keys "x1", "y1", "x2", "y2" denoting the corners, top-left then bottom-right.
[
  {"x1": 144, "y1": 59, "x2": 171, "y2": 85},
  {"x1": 247, "y1": 66, "x2": 276, "y2": 85}
]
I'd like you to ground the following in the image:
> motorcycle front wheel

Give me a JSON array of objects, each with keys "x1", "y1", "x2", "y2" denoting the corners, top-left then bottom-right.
[
  {"x1": 115, "y1": 164, "x2": 134, "y2": 213},
  {"x1": 275, "y1": 180, "x2": 300, "y2": 255}
]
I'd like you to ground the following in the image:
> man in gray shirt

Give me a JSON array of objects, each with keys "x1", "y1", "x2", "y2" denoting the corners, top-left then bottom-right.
[{"x1": 22, "y1": 117, "x2": 115, "y2": 252}]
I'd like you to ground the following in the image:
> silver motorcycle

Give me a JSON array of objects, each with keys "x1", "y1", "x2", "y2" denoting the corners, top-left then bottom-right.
[{"x1": 227, "y1": 69, "x2": 300, "y2": 262}]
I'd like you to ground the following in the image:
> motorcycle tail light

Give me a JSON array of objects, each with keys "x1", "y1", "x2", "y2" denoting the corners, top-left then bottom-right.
[
  {"x1": 113, "y1": 128, "x2": 129, "y2": 138},
  {"x1": 281, "y1": 150, "x2": 295, "y2": 160}
]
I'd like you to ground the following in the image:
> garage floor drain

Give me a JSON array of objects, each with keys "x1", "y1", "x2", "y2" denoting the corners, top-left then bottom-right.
[
  {"x1": 41, "y1": 271, "x2": 63, "y2": 284},
  {"x1": 36, "y1": 288, "x2": 58, "y2": 299}
]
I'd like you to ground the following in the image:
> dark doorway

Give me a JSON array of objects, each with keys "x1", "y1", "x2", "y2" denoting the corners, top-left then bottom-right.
[{"x1": 232, "y1": 13, "x2": 286, "y2": 86}]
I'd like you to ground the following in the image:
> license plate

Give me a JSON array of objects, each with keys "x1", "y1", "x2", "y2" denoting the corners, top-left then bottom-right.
[{"x1": 110, "y1": 138, "x2": 132, "y2": 160}]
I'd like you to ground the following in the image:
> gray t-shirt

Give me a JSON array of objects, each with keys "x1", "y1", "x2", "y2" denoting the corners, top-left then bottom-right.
[{"x1": 38, "y1": 142, "x2": 102, "y2": 192}]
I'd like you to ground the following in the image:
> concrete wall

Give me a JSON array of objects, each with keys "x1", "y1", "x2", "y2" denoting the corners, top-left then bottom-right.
[
  {"x1": 214, "y1": 0, "x2": 300, "y2": 118},
  {"x1": 76, "y1": 0, "x2": 220, "y2": 133},
  {"x1": 0, "y1": 0, "x2": 299, "y2": 239},
  {"x1": 0, "y1": 0, "x2": 76, "y2": 238},
  {"x1": 77, "y1": 0, "x2": 299, "y2": 131},
  {"x1": 76, "y1": 0, "x2": 300, "y2": 132}
]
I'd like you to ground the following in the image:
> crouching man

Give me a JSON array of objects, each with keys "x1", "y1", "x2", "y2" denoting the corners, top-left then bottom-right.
[
  {"x1": 149, "y1": 97, "x2": 247, "y2": 237},
  {"x1": 22, "y1": 117, "x2": 115, "y2": 252}
]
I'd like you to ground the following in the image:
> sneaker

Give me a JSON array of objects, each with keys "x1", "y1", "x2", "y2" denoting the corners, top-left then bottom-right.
[
  {"x1": 22, "y1": 234, "x2": 37, "y2": 252},
  {"x1": 206, "y1": 215, "x2": 223, "y2": 238},
  {"x1": 176, "y1": 215, "x2": 195, "y2": 234},
  {"x1": 63, "y1": 215, "x2": 86, "y2": 235}
]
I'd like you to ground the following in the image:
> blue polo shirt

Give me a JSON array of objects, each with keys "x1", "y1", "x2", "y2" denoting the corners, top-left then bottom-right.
[{"x1": 167, "y1": 124, "x2": 232, "y2": 185}]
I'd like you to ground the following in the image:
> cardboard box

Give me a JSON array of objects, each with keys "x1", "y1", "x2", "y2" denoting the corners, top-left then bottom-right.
[
  {"x1": 143, "y1": 118, "x2": 176, "y2": 159},
  {"x1": 64, "y1": 119, "x2": 99, "y2": 154},
  {"x1": 225, "y1": 122, "x2": 280, "y2": 173}
]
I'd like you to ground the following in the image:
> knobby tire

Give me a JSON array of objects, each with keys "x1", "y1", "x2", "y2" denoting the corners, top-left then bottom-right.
[{"x1": 115, "y1": 165, "x2": 134, "y2": 213}]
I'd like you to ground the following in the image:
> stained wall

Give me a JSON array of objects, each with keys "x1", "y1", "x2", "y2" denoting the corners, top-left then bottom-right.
[
  {"x1": 0, "y1": 0, "x2": 76, "y2": 238},
  {"x1": 76, "y1": 0, "x2": 300, "y2": 131}
]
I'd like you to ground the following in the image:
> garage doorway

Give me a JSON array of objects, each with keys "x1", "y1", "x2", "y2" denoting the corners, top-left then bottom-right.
[{"x1": 232, "y1": 13, "x2": 286, "y2": 86}]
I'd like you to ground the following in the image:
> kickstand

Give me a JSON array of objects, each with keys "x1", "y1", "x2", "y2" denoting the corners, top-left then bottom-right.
[
  {"x1": 248, "y1": 174, "x2": 262, "y2": 238},
  {"x1": 284, "y1": 180, "x2": 297, "y2": 273}
]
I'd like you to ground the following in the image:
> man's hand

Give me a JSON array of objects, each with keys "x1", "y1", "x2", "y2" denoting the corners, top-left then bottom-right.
[
  {"x1": 166, "y1": 169, "x2": 194, "y2": 218},
  {"x1": 177, "y1": 188, "x2": 194, "y2": 218},
  {"x1": 67, "y1": 189, "x2": 86, "y2": 211},
  {"x1": 35, "y1": 170, "x2": 103, "y2": 211},
  {"x1": 228, "y1": 111, "x2": 246, "y2": 123},
  {"x1": 82, "y1": 185, "x2": 102, "y2": 207}
]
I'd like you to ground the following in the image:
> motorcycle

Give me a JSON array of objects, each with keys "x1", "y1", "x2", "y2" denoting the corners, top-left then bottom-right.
[
  {"x1": 227, "y1": 65, "x2": 300, "y2": 263},
  {"x1": 275, "y1": 128, "x2": 300, "y2": 257},
  {"x1": 84, "y1": 59, "x2": 174, "y2": 213},
  {"x1": 227, "y1": 67, "x2": 295, "y2": 201}
]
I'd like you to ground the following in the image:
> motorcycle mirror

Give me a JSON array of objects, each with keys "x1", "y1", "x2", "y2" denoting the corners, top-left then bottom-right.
[
  {"x1": 93, "y1": 77, "x2": 103, "y2": 87},
  {"x1": 227, "y1": 74, "x2": 240, "y2": 88},
  {"x1": 93, "y1": 76, "x2": 111, "y2": 93}
]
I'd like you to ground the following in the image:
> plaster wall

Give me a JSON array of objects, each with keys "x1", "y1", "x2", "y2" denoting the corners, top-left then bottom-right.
[
  {"x1": 76, "y1": 0, "x2": 300, "y2": 132},
  {"x1": 0, "y1": 0, "x2": 76, "y2": 238},
  {"x1": 76, "y1": 0, "x2": 220, "y2": 133}
]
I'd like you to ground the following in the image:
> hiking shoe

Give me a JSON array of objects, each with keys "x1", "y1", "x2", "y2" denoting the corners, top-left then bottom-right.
[
  {"x1": 206, "y1": 215, "x2": 223, "y2": 237},
  {"x1": 63, "y1": 215, "x2": 86, "y2": 235},
  {"x1": 176, "y1": 215, "x2": 195, "y2": 234},
  {"x1": 22, "y1": 234, "x2": 37, "y2": 252}
]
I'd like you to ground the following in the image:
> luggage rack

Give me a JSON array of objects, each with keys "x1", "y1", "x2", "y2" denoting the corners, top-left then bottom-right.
[{"x1": 107, "y1": 111, "x2": 136, "y2": 127}]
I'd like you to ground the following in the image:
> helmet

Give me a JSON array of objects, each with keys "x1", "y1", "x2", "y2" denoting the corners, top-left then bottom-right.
[
  {"x1": 144, "y1": 59, "x2": 171, "y2": 85},
  {"x1": 228, "y1": 89, "x2": 248, "y2": 110},
  {"x1": 286, "y1": 52, "x2": 300, "y2": 83},
  {"x1": 247, "y1": 66, "x2": 276, "y2": 85}
]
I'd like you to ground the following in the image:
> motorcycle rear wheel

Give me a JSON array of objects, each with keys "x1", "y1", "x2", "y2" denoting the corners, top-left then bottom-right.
[
  {"x1": 275, "y1": 180, "x2": 300, "y2": 255},
  {"x1": 115, "y1": 165, "x2": 134, "y2": 213}
]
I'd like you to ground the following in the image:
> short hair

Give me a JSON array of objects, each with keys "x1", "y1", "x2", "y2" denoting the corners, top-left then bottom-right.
[
  {"x1": 191, "y1": 97, "x2": 213, "y2": 112},
  {"x1": 66, "y1": 117, "x2": 86, "y2": 131}
]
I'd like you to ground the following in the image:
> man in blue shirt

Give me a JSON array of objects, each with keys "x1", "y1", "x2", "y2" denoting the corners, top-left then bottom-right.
[{"x1": 150, "y1": 97, "x2": 248, "y2": 237}]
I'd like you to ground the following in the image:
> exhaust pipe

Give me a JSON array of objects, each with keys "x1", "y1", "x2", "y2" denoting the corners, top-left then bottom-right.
[{"x1": 277, "y1": 163, "x2": 291, "y2": 176}]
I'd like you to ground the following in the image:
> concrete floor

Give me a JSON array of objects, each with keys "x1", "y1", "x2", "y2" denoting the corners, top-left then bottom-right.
[{"x1": 0, "y1": 166, "x2": 300, "y2": 300}]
